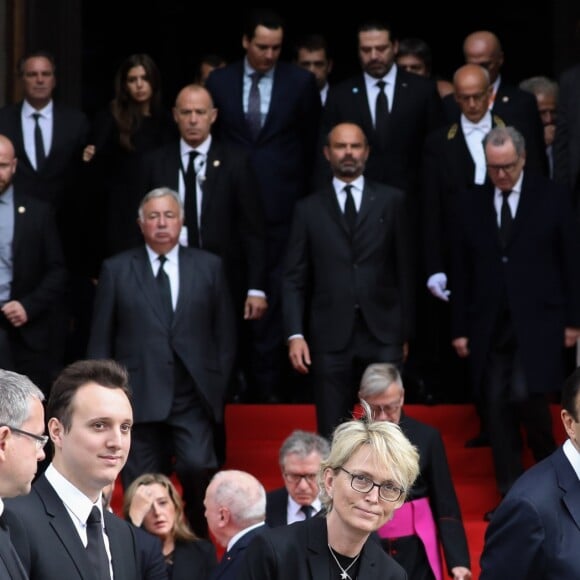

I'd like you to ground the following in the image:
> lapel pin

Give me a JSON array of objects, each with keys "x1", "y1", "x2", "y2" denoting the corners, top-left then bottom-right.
[
  {"x1": 352, "y1": 87, "x2": 359, "y2": 94},
  {"x1": 502, "y1": 96, "x2": 509, "y2": 103},
  {"x1": 213, "y1": 160, "x2": 220, "y2": 167},
  {"x1": 18, "y1": 206, "x2": 25, "y2": 214}
]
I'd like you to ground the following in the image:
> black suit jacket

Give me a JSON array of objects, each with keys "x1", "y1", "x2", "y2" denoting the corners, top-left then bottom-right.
[
  {"x1": 8, "y1": 190, "x2": 68, "y2": 351},
  {"x1": 421, "y1": 117, "x2": 506, "y2": 278},
  {"x1": 172, "y1": 539, "x2": 217, "y2": 580},
  {"x1": 442, "y1": 82, "x2": 548, "y2": 175},
  {"x1": 86, "y1": 244, "x2": 235, "y2": 424},
  {"x1": 0, "y1": 519, "x2": 27, "y2": 580},
  {"x1": 4, "y1": 475, "x2": 140, "y2": 580},
  {"x1": 480, "y1": 445, "x2": 580, "y2": 579},
  {"x1": 210, "y1": 524, "x2": 267, "y2": 580},
  {"x1": 283, "y1": 180, "x2": 413, "y2": 351},
  {"x1": 321, "y1": 69, "x2": 444, "y2": 197},
  {"x1": 0, "y1": 102, "x2": 89, "y2": 208},
  {"x1": 451, "y1": 173, "x2": 580, "y2": 395},
  {"x1": 140, "y1": 139, "x2": 267, "y2": 306},
  {"x1": 205, "y1": 61, "x2": 322, "y2": 225},
  {"x1": 265, "y1": 487, "x2": 289, "y2": 528},
  {"x1": 238, "y1": 515, "x2": 406, "y2": 580}
]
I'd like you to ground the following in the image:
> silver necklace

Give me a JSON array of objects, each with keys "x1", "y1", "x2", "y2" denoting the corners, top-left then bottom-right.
[{"x1": 327, "y1": 544, "x2": 361, "y2": 580}]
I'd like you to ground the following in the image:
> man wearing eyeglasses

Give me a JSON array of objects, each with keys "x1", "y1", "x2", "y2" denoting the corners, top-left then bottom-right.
[
  {"x1": 0, "y1": 369, "x2": 46, "y2": 579},
  {"x1": 266, "y1": 430, "x2": 329, "y2": 527},
  {"x1": 451, "y1": 125, "x2": 580, "y2": 522},
  {"x1": 441, "y1": 31, "x2": 547, "y2": 178},
  {"x1": 359, "y1": 363, "x2": 472, "y2": 580}
]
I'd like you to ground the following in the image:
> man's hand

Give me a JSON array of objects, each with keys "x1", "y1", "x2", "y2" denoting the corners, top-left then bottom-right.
[
  {"x1": 244, "y1": 296, "x2": 268, "y2": 320},
  {"x1": 564, "y1": 327, "x2": 580, "y2": 348},
  {"x1": 451, "y1": 566, "x2": 472, "y2": 580},
  {"x1": 427, "y1": 272, "x2": 450, "y2": 302},
  {"x1": 452, "y1": 336, "x2": 470, "y2": 358},
  {"x1": 288, "y1": 337, "x2": 311, "y2": 374},
  {"x1": 1, "y1": 301, "x2": 28, "y2": 327}
]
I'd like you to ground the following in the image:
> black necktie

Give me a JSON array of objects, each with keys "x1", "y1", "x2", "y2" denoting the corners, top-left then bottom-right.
[
  {"x1": 499, "y1": 190, "x2": 513, "y2": 247},
  {"x1": 247, "y1": 72, "x2": 263, "y2": 139},
  {"x1": 343, "y1": 185, "x2": 357, "y2": 232},
  {"x1": 156, "y1": 255, "x2": 173, "y2": 324},
  {"x1": 32, "y1": 113, "x2": 46, "y2": 170},
  {"x1": 184, "y1": 150, "x2": 200, "y2": 247},
  {"x1": 375, "y1": 80, "x2": 389, "y2": 148},
  {"x1": 300, "y1": 505, "x2": 315, "y2": 519},
  {"x1": 86, "y1": 507, "x2": 110, "y2": 580}
]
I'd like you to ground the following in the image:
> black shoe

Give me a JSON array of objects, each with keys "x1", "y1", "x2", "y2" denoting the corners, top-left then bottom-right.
[{"x1": 465, "y1": 432, "x2": 490, "y2": 448}]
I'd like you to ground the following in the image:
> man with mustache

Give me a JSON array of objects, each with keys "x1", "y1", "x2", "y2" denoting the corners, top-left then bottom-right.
[{"x1": 283, "y1": 122, "x2": 413, "y2": 439}]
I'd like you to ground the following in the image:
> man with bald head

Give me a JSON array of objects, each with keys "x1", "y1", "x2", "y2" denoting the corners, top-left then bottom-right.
[
  {"x1": 204, "y1": 469, "x2": 267, "y2": 580},
  {"x1": 420, "y1": 63, "x2": 502, "y2": 411},
  {"x1": 283, "y1": 122, "x2": 413, "y2": 439},
  {"x1": 442, "y1": 31, "x2": 547, "y2": 175},
  {"x1": 0, "y1": 134, "x2": 67, "y2": 394},
  {"x1": 140, "y1": 82, "x2": 267, "y2": 415}
]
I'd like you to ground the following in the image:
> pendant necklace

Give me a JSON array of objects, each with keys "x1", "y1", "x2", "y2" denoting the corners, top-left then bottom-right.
[{"x1": 328, "y1": 544, "x2": 361, "y2": 580}]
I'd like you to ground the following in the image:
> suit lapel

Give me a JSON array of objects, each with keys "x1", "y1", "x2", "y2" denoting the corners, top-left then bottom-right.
[
  {"x1": 11, "y1": 192, "x2": 26, "y2": 257},
  {"x1": 357, "y1": 184, "x2": 376, "y2": 231},
  {"x1": 306, "y1": 517, "x2": 329, "y2": 580},
  {"x1": 35, "y1": 476, "x2": 92, "y2": 576},
  {"x1": 165, "y1": 142, "x2": 182, "y2": 190},
  {"x1": 13, "y1": 104, "x2": 33, "y2": 171},
  {"x1": 105, "y1": 511, "x2": 133, "y2": 578},
  {"x1": 174, "y1": 247, "x2": 193, "y2": 322},
  {"x1": 507, "y1": 174, "x2": 534, "y2": 247},
  {"x1": 323, "y1": 186, "x2": 350, "y2": 237},
  {"x1": 555, "y1": 447, "x2": 580, "y2": 531},
  {"x1": 351, "y1": 76, "x2": 374, "y2": 136},
  {"x1": 132, "y1": 247, "x2": 170, "y2": 327},
  {"x1": 0, "y1": 525, "x2": 28, "y2": 580},
  {"x1": 202, "y1": 143, "x2": 220, "y2": 218}
]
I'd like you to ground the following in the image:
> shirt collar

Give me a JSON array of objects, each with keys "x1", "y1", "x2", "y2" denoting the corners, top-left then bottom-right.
[
  {"x1": 0, "y1": 185, "x2": 14, "y2": 205},
  {"x1": 44, "y1": 463, "x2": 104, "y2": 526},
  {"x1": 244, "y1": 58, "x2": 275, "y2": 81},
  {"x1": 22, "y1": 99, "x2": 53, "y2": 118},
  {"x1": 179, "y1": 135, "x2": 211, "y2": 158},
  {"x1": 461, "y1": 111, "x2": 493, "y2": 135},
  {"x1": 494, "y1": 171, "x2": 523, "y2": 198},
  {"x1": 145, "y1": 242, "x2": 180, "y2": 265},
  {"x1": 363, "y1": 64, "x2": 397, "y2": 92},
  {"x1": 287, "y1": 494, "x2": 322, "y2": 515},
  {"x1": 333, "y1": 175, "x2": 364, "y2": 194}
]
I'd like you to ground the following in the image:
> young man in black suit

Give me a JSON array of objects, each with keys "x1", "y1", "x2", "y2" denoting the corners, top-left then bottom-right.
[
  {"x1": 205, "y1": 9, "x2": 322, "y2": 404},
  {"x1": 87, "y1": 187, "x2": 236, "y2": 538},
  {"x1": 283, "y1": 122, "x2": 413, "y2": 439},
  {"x1": 4, "y1": 359, "x2": 141, "y2": 579}
]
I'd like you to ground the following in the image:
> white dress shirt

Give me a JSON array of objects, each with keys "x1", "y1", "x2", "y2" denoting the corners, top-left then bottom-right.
[
  {"x1": 21, "y1": 100, "x2": 53, "y2": 169},
  {"x1": 364, "y1": 65, "x2": 396, "y2": 123},
  {"x1": 145, "y1": 243, "x2": 180, "y2": 309},
  {"x1": 461, "y1": 111, "x2": 492, "y2": 185}
]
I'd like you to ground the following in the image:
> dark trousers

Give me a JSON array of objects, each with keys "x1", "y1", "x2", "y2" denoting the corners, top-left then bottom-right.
[
  {"x1": 312, "y1": 311, "x2": 403, "y2": 440},
  {"x1": 121, "y1": 365, "x2": 218, "y2": 538},
  {"x1": 484, "y1": 347, "x2": 556, "y2": 495}
]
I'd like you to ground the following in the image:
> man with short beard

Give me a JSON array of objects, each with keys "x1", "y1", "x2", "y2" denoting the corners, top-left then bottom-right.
[{"x1": 283, "y1": 122, "x2": 413, "y2": 439}]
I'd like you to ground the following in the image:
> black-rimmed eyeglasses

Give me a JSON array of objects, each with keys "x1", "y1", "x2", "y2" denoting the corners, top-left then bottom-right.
[
  {"x1": 1, "y1": 425, "x2": 48, "y2": 450},
  {"x1": 339, "y1": 466, "x2": 404, "y2": 502}
]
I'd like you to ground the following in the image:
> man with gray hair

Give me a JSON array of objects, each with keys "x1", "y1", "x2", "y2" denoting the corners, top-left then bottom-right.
[
  {"x1": 451, "y1": 125, "x2": 580, "y2": 521},
  {"x1": 87, "y1": 187, "x2": 236, "y2": 538},
  {"x1": 204, "y1": 469, "x2": 267, "y2": 580},
  {"x1": 359, "y1": 362, "x2": 471, "y2": 580},
  {"x1": 266, "y1": 429, "x2": 329, "y2": 526},
  {"x1": 0, "y1": 369, "x2": 46, "y2": 578}
]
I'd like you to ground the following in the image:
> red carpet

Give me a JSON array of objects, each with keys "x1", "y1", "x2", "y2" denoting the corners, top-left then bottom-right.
[{"x1": 112, "y1": 403, "x2": 566, "y2": 580}]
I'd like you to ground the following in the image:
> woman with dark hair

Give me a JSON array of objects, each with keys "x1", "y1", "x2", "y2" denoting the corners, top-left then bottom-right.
[
  {"x1": 124, "y1": 473, "x2": 217, "y2": 580},
  {"x1": 83, "y1": 53, "x2": 175, "y2": 263}
]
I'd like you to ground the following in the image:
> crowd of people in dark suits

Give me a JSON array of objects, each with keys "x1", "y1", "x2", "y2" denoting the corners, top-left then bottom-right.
[{"x1": 1, "y1": 6, "x2": 580, "y2": 579}]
